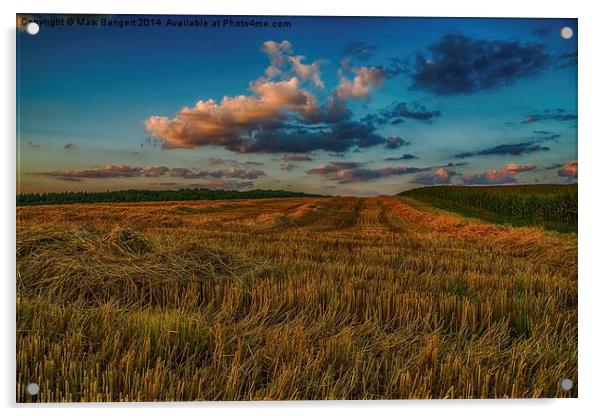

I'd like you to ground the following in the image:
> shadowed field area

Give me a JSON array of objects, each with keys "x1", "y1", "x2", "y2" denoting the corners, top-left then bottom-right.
[{"x1": 16, "y1": 196, "x2": 577, "y2": 401}]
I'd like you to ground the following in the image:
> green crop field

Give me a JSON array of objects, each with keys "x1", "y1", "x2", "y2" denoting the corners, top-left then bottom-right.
[{"x1": 400, "y1": 184, "x2": 577, "y2": 233}]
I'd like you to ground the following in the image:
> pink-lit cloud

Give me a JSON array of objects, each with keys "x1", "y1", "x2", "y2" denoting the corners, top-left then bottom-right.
[
  {"x1": 288, "y1": 55, "x2": 324, "y2": 88},
  {"x1": 145, "y1": 41, "x2": 390, "y2": 154},
  {"x1": 145, "y1": 77, "x2": 320, "y2": 151},
  {"x1": 413, "y1": 167, "x2": 455, "y2": 185},
  {"x1": 557, "y1": 160, "x2": 577, "y2": 178},
  {"x1": 143, "y1": 166, "x2": 170, "y2": 177},
  {"x1": 462, "y1": 163, "x2": 536, "y2": 185},
  {"x1": 335, "y1": 66, "x2": 387, "y2": 99},
  {"x1": 262, "y1": 40, "x2": 293, "y2": 78}
]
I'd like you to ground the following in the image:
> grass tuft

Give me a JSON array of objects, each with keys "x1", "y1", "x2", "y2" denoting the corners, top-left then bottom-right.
[{"x1": 103, "y1": 227, "x2": 151, "y2": 255}]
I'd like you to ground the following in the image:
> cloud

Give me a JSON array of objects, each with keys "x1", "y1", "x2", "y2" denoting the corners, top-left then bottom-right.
[
  {"x1": 300, "y1": 96, "x2": 351, "y2": 125},
  {"x1": 282, "y1": 154, "x2": 313, "y2": 161},
  {"x1": 152, "y1": 180, "x2": 255, "y2": 191},
  {"x1": 408, "y1": 34, "x2": 550, "y2": 94},
  {"x1": 146, "y1": 41, "x2": 389, "y2": 154},
  {"x1": 167, "y1": 168, "x2": 199, "y2": 179},
  {"x1": 33, "y1": 165, "x2": 265, "y2": 181},
  {"x1": 206, "y1": 168, "x2": 265, "y2": 180},
  {"x1": 288, "y1": 55, "x2": 324, "y2": 88},
  {"x1": 384, "y1": 154, "x2": 418, "y2": 161},
  {"x1": 554, "y1": 51, "x2": 577, "y2": 69},
  {"x1": 143, "y1": 166, "x2": 170, "y2": 177},
  {"x1": 169, "y1": 167, "x2": 266, "y2": 180},
  {"x1": 455, "y1": 141, "x2": 549, "y2": 158},
  {"x1": 532, "y1": 28, "x2": 551, "y2": 37},
  {"x1": 520, "y1": 108, "x2": 577, "y2": 124},
  {"x1": 34, "y1": 164, "x2": 146, "y2": 180},
  {"x1": 335, "y1": 66, "x2": 387, "y2": 99},
  {"x1": 148, "y1": 182, "x2": 180, "y2": 188},
  {"x1": 262, "y1": 40, "x2": 293, "y2": 78},
  {"x1": 363, "y1": 101, "x2": 441, "y2": 125},
  {"x1": 557, "y1": 160, "x2": 577, "y2": 178},
  {"x1": 280, "y1": 163, "x2": 297, "y2": 171},
  {"x1": 197, "y1": 180, "x2": 254, "y2": 190},
  {"x1": 385, "y1": 136, "x2": 410, "y2": 149},
  {"x1": 308, "y1": 161, "x2": 361, "y2": 175},
  {"x1": 208, "y1": 158, "x2": 237, "y2": 165},
  {"x1": 308, "y1": 161, "x2": 428, "y2": 183},
  {"x1": 231, "y1": 120, "x2": 386, "y2": 154},
  {"x1": 545, "y1": 163, "x2": 563, "y2": 170},
  {"x1": 532, "y1": 133, "x2": 560, "y2": 142},
  {"x1": 462, "y1": 163, "x2": 536, "y2": 185},
  {"x1": 208, "y1": 158, "x2": 265, "y2": 166},
  {"x1": 63, "y1": 143, "x2": 75, "y2": 150},
  {"x1": 413, "y1": 167, "x2": 455, "y2": 185},
  {"x1": 443, "y1": 162, "x2": 469, "y2": 168},
  {"x1": 383, "y1": 57, "x2": 408, "y2": 78},
  {"x1": 145, "y1": 77, "x2": 322, "y2": 151},
  {"x1": 262, "y1": 40, "x2": 324, "y2": 88},
  {"x1": 343, "y1": 41, "x2": 377, "y2": 61}
]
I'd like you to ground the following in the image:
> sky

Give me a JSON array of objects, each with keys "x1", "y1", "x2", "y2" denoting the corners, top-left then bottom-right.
[{"x1": 17, "y1": 14, "x2": 578, "y2": 196}]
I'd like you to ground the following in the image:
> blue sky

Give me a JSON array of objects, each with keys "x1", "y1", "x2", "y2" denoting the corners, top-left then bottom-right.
[{"x1": 17, "y1": 15, "x2": 577, "y2": 195}]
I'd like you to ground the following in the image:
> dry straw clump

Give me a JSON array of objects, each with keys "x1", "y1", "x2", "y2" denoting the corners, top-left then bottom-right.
[
  {"x1": 17, "y1": 225, "x2": 265, "y2": 309},
  {"x1": 103, "y1": 227, "x2": 151, "y2": 255}
]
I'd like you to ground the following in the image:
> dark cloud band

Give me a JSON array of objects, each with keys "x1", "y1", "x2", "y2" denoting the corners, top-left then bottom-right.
[
  {"x1": 455, "y1": 141, "x2": 549, "y2": 159},
  {"x1": 408, "y1": 34, "x2": 551, "y2": 95}
]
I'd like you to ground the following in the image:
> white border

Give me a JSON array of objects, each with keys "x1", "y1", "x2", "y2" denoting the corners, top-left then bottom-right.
[{"x1": 3, "y1": 1, "x2": 601, "y2": 415}]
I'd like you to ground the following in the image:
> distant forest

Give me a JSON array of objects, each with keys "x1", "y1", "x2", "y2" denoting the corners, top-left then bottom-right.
[{"x1": 16, "y1": 188, "x2": 325, "y2": 206}]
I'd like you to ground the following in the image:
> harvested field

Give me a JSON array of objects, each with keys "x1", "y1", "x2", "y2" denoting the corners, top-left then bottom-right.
[{"x1": 16, "y1": 196, "x2": 577, "y2": 401}]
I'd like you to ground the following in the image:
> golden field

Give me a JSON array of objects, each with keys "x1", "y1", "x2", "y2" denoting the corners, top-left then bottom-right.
[{"x1": 16, "y1": 196, "x2": 577, "y2": 401}]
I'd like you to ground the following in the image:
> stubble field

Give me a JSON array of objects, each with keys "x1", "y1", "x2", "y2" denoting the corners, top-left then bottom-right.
[{"x1": 16, "y1": 196, "x2": 577, "y2": 401}]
